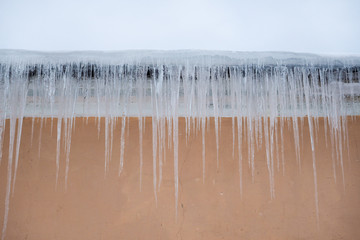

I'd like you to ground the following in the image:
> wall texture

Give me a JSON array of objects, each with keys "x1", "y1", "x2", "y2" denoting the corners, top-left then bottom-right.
[{"x1": 0, "y1": 117, "x2": 359, "y2": 240}]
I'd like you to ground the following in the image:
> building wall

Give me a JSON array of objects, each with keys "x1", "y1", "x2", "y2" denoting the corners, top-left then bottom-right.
[{"x1": 0, "y1": 117, "x2": 359, "y2": 240}]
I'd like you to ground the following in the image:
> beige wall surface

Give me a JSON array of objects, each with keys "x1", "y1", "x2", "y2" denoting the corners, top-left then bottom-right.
[{"x1": 0, "y1": 117, "x2": 359, "y2": 240}]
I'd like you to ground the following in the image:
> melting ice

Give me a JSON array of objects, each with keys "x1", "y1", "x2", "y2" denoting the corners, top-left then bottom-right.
[{"x1": 0, "y1": 50, "x2": 360, "y2": 238}]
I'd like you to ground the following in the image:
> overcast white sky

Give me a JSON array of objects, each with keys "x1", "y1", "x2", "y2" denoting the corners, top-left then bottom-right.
[{"x1": 0, "y1": 0, "x2": 359, "y2": 54}]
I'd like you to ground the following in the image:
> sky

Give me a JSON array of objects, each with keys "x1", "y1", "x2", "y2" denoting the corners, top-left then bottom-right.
[{"x1": 0, "y1": 0, "x2": 359, "y2": 54}]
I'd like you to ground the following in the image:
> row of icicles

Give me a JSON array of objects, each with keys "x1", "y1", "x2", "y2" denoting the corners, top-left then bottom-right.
[{"x1": 0, "y1": 62, "x2": 358, "y2": 239}]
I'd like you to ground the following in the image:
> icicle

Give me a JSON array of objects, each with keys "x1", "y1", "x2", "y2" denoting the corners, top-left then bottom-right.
[
  {"x1": 151, "y1": 67, "x2": 158, "y2": 205},
  {"x1": 158, "y1": 118, "x2": 164, "y2": 191},
  {"x1": 280, "y1": 118, "x2": 285, "y2": 176},
  {"x1": 55, "y1": 117, "x2": 62, "y2": 187},
  {"x1": 30, "y1": 117, "x2": 35, "y2": 146},
  {"x1": 1, "y1": 115, "x2": 16, "y2": 240},
  {"x1": 173, "y1": 115, "x2": 179, "y2": 219},
  {"x1": 171, "y1": 68, "x2": 180, "y2": 219},
  {"x1": 11, "y1": 83, "x2": 27, "y2": 194},
  {"x1": 37, "y1": 117, "x2": 44, "y2": 158},
  {"x1": 139, "y1": 116, "x2": 143, "y2": 191},
  {"x1": 64, "y1": 118, "x2": 72, "y2": 191},
  {"x1": 118, "y1": 68, "x2": 131, "y2": 176},
  {"x1": 118, "y1": 118, "x2": 126, "y2": 175},
  {"x1": 0, "y1": 112, "x2": 4, "y2": 166},
  {"x1": 237, "y1": 116, "x2": 243, "y2": 196},
  {"x1": 152, "y1": 114, "x2": 158, "y2": 205},
  {"x1": 104, "y1": 116, "x2": 110, "y2": 174},
  {"x1": 201, "y1": 117, "x2": 206, "y2": 183},
  {"x1": 137, "y1": 71, "x2": 144, "y2": 191},
  {"x1": 211, "y1": 73, "x2": 220, "y2": 168},
  {"x1": 110, "y1": 117, "x2": 115, "y2": 163},
  {"x1": 303, "y1": 70, "x2": 320, "y2": 227},
  {"x1": 232, "y1": 116, "x2": 235, "y2": 159},
  {"x1": 0, "y1": 120, "x2": 4, "y2": 165}
]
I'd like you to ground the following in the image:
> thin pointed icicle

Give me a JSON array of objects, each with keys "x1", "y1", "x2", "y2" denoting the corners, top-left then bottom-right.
[
  {"x1": 152, "y1": 115, "x2": 158, "y2": 205},
  {"x1": 110, "y1": 117, "x2": 115, "y2": 164},
  {"x1": 50, "y1": 117, "x2": 54, "y2": 136},
  {"x1": 211, "y1": 77, "x2": 220, "y2": 168},
  {"x1": 137, "y1": 74, "x2": 144, "y2": 191},
  {"x1": 1, "y1": 114, "x2": 16, "y2": 240},
  {"x1": 118, "y1": 116, "x2": 126, "y2": 176},
  {"x1": 96, "y1": 79, "x2": 102, "y2": 140},
  {"x1": 118, "y1": 70, "x2": 131, "y2": 176},
  {"x1": 11, "y1": 117, "x2": 24, "y2": 195},
  {"x1": 37, "y1": 117, "x2": 44, "y2": 159},
  {"x1": 275, "y1": 118, "x2": 280, "y2": 173},
  {"x1": 55, "y1": 117, "x2": 62, "y2": 188},
  {"x1": 338, "y1": 119, "x2": 346, "y2": 190},
  {"x1": 237, "y1": 116, "x2": 243, "y2": 197},
  {"x1": 30, "y1": 117, "x2": 35, "y2": 146},
  {"x1": 64, "y1": 118, "x2": 73, "y2": 191},
  {"x1": 0, "y1": 119, "x2": 4, "y2": 165},
  {"x1": 0, "y1": 74, "x2": 6, "y2": 165},
  {"x1": 139, "y1": 117, "x2": 143, "y2": 191},
  {"x1": 64, "y1": 72, "x2": 78, "y2": 191},
  {"x1": 232, "y1": 116, "x2": 235, "y2": 159},
  {"x1": 11, "y1": 83, "x2": 27, "y2": 195},
  {"x1": 308, "y1": 116, "x2": 320, "y2": 228},
  {"x1": 280, "y1": 118, "x2": 286, "y2": 176},
  {"x1": 264, "y1": 117, "x2": 275, "y2": 199},
  {"x1": 171, "y1": 69, "x2": 180, "y2": 220},
  {"x1": 173, "y1": 115, "x2": 179, "y2": 219},
  {"x1": 303, "y1": 71, "x2": 320, "y2": 228},
  {"x1": 151, "y1": 66, "x2": 159, "y2": 205},
  {"x1": 201, "y1": 117, "x2": 206, "y2": 183},
  {"x1": 157, "y1": 118, "x2": 164, "y2": 191},
  {"x1": 104, "y1": 116, "x2": 110, "y2": 174}
]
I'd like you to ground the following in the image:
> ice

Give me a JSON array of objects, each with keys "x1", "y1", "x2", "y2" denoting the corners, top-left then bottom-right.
[
  {"x1": 104, "y1": 116, "x2": 110, "y2": 174},
  {"x1": 201, "y1": 117, "x2": 206, "y2": 183},
  {"x1": 171, "y1": 68, "x2": 180, "y2": 218},
  {"x1": 211, "y1": 75, "x2": 220, "y2": 168},
  {"x1": 118, "y1": 116, "x2": 126, "y2": 176},
  {"x1": 280, "y1": 117, "x2": 285, "y2": 176},
  {"x1": 0, "y1": 118, "x2": 4, "y2": 165},
  {"x1": 151, "y1": 79, "x2": 158, "y2": 206},
  {"x1": 303, "y1": 71, "x2": 319, "y2": 225},
  {"x1": 138, "y1": 75, "x2": 144, "y2": 190},
  {"x1": 2, "y1": 115, "x2": 15, "y2": 240},
  {"x1": 55, "y1": 117, "x2": 62, "y2": 187},
  {"x1": 38, "y1": 117, "x2": 43, "y2": 158},
  {"x1": 138, "y1": 116, "x2": 143, "y2": 191},
  {"x1": 237, "y1": 116, "x2": 243, "y2": 196},
  {"x1": 11, "y1": 81, "x2": 27, "y2": 194},
  {"x1": 0, "y1": 50, "x2": 360, "y2": 238}
]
